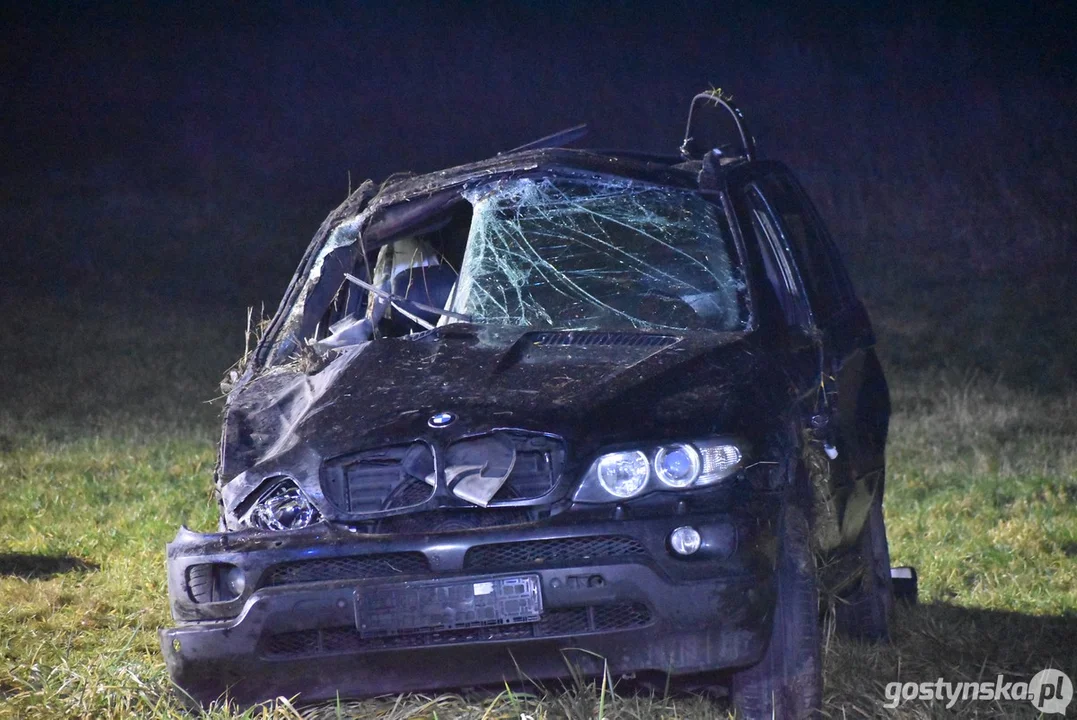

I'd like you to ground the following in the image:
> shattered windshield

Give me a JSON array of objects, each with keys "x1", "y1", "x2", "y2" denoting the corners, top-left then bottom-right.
[{"x1": 450, "y1": 176, "x2": 748, "y2": 332}]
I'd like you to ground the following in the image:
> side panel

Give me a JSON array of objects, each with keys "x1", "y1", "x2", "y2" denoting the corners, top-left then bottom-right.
[{"x1": 740, "y1": 164, "x2": 890, "y2": 552}]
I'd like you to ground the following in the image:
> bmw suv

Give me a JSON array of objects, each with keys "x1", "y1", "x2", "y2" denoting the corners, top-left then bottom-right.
[{"x1": 161, "y1": 93, "x2": 895, "y2": 719}]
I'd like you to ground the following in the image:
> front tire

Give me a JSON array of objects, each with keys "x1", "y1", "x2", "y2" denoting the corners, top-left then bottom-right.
[
  {"x1": 834, "y1": 494, "x2": 893, "y2": 642},
  {"x1": 730, "y1": 504, "x2": 822, "y2": 719}
]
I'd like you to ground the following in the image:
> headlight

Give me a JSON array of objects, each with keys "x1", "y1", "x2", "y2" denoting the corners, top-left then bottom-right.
[
  {"x1": 573, "y1": 436, "x2": 745, "y2": 503},
  {"x1": 596, "y1": 450, "x2": 650, "y2": 498},
  {"x1": 696, "y1": 441, "x2": 743, "y2": 485},
  {"x1": 654, "y1": 443, "x2": 701, "y2": 487},
  {"x1": 248, "y1": 479, "x2": 321, "y2": 531}
]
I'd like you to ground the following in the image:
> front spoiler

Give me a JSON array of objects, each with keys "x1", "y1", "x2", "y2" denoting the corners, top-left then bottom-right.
[{"x1": 161, "y1": 512, "x2": 778, "y2": 707}]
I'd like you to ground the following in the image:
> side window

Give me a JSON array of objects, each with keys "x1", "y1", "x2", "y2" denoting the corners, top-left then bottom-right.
[
  {"x1": 756, "y1": 174, "x2": 854, "y2": 321},
  {"x1": 736, "y1": 185, "x2": 813, "y2": 330}
]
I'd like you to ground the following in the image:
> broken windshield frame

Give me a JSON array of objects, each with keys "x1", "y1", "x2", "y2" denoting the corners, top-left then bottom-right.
[
  {"x1": 260, "y1": 168, "x2": 755, "y2": 369},
  {"x1": 447, "y1": 176, "x2": 750, "y2": 333},
  {"x1": 343, "y1": 273, "x2": 471, "y2": 328}
]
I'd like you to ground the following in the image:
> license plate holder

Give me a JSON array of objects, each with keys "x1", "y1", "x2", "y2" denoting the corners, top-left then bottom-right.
[{"x1": 355, "y1": 574, "x2": 542, "y2": 638}]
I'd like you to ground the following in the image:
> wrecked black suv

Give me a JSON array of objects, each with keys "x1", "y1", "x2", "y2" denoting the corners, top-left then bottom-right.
[{"x1": 161, "y1": 94, "x2": 894, "y2": 719}]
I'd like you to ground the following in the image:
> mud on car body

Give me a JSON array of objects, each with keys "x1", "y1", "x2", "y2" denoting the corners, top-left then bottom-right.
[{"x1": 161, "y1": 94, "x2": 894, "y2": 719}]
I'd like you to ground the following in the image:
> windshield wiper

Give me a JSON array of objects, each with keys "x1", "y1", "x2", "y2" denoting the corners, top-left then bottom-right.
[{"x1": 343, "y1": 273, "x2": 472, "y2": 329}]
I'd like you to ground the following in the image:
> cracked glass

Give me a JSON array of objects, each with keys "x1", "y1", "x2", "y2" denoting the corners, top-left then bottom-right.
[{"x1": 451, "y1": 176, "x2": 748, "y2": 332}]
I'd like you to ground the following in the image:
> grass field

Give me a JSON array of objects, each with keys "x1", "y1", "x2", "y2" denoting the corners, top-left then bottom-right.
[{"x1": 1, "y1": 275, "x2": 1075, "y2": 719}]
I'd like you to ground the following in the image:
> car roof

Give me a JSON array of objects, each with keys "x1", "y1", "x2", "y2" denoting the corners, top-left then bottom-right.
[{"x1": 363, "y1": 147, "x2": 740, "y2": 208}]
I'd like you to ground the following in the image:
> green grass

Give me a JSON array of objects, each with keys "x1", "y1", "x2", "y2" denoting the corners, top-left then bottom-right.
[{"x1": 1, "y1": 288, "x2": 1075, "y2": 719}]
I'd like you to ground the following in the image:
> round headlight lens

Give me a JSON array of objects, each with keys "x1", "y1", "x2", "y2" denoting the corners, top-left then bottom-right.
[
  {"x1": 596, "y1": 450, "x2": 650, "y2": 498},
  {"x1": 249, "y1": 481, "x2": 321, "y2": 531},
  {"x1": 654, "y1": 444, "x2": 701, "y2": 488}
]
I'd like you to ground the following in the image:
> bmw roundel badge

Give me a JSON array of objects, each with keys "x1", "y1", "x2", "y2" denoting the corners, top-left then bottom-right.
[{"x1": 428, "y1": 411, "x2": 456, "y2": 428}]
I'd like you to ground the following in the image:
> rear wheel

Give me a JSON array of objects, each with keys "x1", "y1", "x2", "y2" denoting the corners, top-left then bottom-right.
[
  {"x1": 834, "y1": 494, "x2": 893, "y2": 642},
  {"x1": 730, "y1": 504, "x2": 822, "y2": 719}
]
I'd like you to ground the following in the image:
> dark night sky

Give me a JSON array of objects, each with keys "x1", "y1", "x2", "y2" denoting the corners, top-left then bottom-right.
[{"x1": 2, "y1": 1, "x2": 1075, "y2": 306}]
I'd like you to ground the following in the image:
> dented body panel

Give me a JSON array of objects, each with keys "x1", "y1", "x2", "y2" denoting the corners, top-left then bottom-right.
[{"x1": 162, "y1": 131, "x2": 889, "y2": 707}]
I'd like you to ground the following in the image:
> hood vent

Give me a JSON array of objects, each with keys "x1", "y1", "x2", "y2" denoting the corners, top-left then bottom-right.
[{"x1": 528, "y1": 331, "x2": 679, "y2": 348}]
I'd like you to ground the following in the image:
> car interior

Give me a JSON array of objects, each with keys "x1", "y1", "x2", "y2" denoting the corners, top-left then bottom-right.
[{"x1": 311, "y1": 202, "x2": 474, "y2": 351}]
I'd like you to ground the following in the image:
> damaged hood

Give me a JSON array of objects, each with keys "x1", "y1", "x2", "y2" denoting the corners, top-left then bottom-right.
[{"x1": 220, "y1": 327, "x2": 788, "y2": 487}]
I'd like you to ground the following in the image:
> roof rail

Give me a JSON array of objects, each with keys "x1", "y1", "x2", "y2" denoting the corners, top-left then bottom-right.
[{"x1": 680, "y1": 92, "x2": 756, "y2": 162}]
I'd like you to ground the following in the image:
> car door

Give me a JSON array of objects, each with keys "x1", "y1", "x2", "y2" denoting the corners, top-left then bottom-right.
[
  {"x1": 726, "y1": 170, "x2": 832, "y2": 511},
  {"x1": 748, "y1": 164, "x2": 890, "y2": 547},
  {"x1": 730, "y1": 163, "x2": 889, "y2": 550}
]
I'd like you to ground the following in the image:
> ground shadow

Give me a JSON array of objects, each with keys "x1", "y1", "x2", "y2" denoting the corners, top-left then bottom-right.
[
  {"x1": 820, "y1": 601, "x2": 1077, "y2": 718},
  {"x1": 890, "y1": 601, "x2": 1077, "y2": 679},
  {"x1": 0, "y1": 553, "x2": 98, "y2": 579}
]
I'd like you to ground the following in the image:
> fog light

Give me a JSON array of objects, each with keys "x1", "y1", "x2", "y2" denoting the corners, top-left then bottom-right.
[
  {"x1": 222, "y1": 564, "x2": 245, "y2": 597},
  {"x1": 185, "y1": 562, "x2": 244, "y2": 603},
  {"x1": 670, "y1": 526, "x2": 702, "y2": 556}
]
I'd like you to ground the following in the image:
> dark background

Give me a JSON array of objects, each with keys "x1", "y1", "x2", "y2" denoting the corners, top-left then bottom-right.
[
  {"x1": 2, "y1": 1, "x2": 1075, "y2": 383},
  {"x1": 1, "y1": 8, "x2": 1076, "y2": 714}
]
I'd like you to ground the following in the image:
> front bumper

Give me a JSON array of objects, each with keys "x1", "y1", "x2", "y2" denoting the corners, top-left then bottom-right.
[{"x1": 161, "y1": 511, "x2": 778, "y2": 707}]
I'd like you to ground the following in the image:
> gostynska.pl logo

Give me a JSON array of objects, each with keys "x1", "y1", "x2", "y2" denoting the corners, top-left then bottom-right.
[{"x1": 884, "y1": 669, "x2": 1072, "y2": 713}]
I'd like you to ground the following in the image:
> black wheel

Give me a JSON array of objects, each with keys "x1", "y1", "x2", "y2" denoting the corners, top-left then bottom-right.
[
  {"x1": 730, "y1": 504, "x2": 822, "y2": 719},
  {"x1": 834, "y1": 493, "x2": 893, "y2": 642}
]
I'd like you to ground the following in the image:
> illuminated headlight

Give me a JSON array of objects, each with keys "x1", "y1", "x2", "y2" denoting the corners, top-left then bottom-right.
[
  {"x1": 248, "y1": 479, "x2": 321, "y2": 531},
  {"x1": 573, "y1": 437, "x2": 745, "y2": 503},
  {"x1": 596, "y1": 450, "x2": 650, "y2": 498},
  {"x1": 654, "y1": 444, "x2": 701, "y2": 487}
]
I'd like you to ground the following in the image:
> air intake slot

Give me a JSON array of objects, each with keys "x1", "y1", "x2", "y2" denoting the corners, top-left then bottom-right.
[
  {"x1": 463, "y1": 536, "x2": 648, "y2": 570},
  {"x1": 262, "y1": 552, "x2": 429, "y2": 587},
  {"x1": 528, "y1": 331, "x2": 679, "y2": 348}
]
